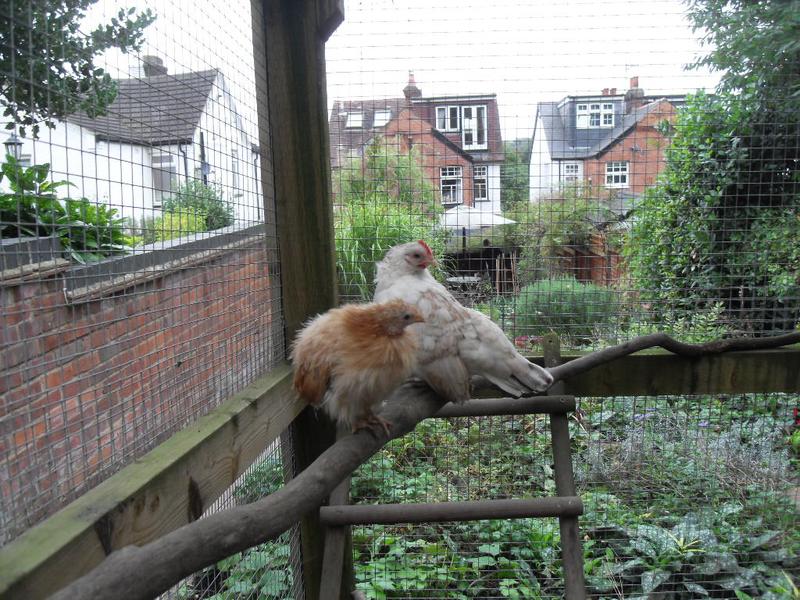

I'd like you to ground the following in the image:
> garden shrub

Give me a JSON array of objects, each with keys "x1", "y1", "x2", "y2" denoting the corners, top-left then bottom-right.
[
  {"x1": 0, "y1": 155, "x2": 133, "y2": 263},
  {"x1": 513, "y1": 277, "x2": 621, "y2": 345},
  {"x1": 162, "y1": 180, "x2": 233, "y2": 231}
]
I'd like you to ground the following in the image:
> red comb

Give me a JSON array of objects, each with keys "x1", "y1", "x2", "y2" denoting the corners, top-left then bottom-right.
[{"x1": 417, "y1": 239, "x2": 433, "y2": 257}]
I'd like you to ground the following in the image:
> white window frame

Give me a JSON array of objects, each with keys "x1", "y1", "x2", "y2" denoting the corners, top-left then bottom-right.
[
  {"x1": 462, "y1": 105, "x2": 488, "y2": 150},
  {"x1": 436, "y1": 105, "x2": 461, "y2": 132},
  {"x1": 473, "y1": 165, "x2": 488, "y2": 201},
  {"x1": 373, "y1": 109, "x2": 391, "y2": 128},
  {"x1": 605, "y1": 161, "x2": 629, "y2": 188},
  {"x1": 577, "y1": 102, "x2": 615, "y2": 129},
  {"x1": 440, "y1": 166, "x2": 463, "y2": 205},
  {"x1": 345, "y1": 112, "x2": 363, "y2": 128},
  {"x1": 563, "y1": 162, "x2": 580, "y2": 183},
  {"x1": 601, "y1": 103, "x2": 615, "y2": 128},
  {"x1": 576, "y1": 103, "x2": 589, "y2": 128}
]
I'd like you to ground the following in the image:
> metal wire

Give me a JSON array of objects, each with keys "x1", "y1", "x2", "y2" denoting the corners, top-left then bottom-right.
[
  {"x1": 1, "y1": 0, "x2": 284, "y2": 545},
  {"x1": 326, "y1": 0, "x2": 799, "y2": 597}
]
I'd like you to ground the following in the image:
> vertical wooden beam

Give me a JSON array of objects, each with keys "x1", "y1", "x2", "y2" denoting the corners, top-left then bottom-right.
[
  {"x1": 543, "y1": 335, "x2": 587, "y2": 600},
  {"x1": 257, "y1": 1, "x2": 345, "y2": 598}
]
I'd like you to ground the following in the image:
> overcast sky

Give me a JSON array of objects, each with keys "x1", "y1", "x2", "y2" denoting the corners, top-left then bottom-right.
[
  {"x1": 325, "y1": 0, "x2": 721, "y2": 138},
  {"x1": 88, "y1": 0, "x2": 721, "y2": 141}
]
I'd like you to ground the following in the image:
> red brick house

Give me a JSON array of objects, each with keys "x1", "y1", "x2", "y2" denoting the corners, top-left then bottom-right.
[
  {"x1": 529, "y1": 77, "x2": 685, "y2": 200},
  {"x1": 328, "y1": 74, "x2": 504, "y2": 212}
]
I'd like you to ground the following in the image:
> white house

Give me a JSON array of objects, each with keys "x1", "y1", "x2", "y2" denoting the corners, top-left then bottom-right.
[{"x1": 1, "y1": 56, "x2": 261, "y2": 227}]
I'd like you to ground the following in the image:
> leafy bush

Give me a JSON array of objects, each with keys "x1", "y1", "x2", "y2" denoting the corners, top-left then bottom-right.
[
  {"x1": 625, "y1": 0, "x2": 800, "y2": 333},
  {"x1": 506, "y1": 183, "x2": 626, "y2": 288},
  {"x1": 162, "y1": 180, "x2": 233, "y2": 231},
  {"x1": 0, "y1": 156, "x2": 133, "y2": 263},
  {"x1": 513, "y1": 277, "x2": 621, "y2": 345},
  {"x1": 148, "y1": 210, "x2": 207, "y2": 243}
]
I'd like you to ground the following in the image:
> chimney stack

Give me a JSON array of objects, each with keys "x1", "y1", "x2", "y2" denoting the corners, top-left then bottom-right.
[
  {"x1": 403, "y1": 71, "x2": 422, "y2": 103},
  {"x1": 624, "y1": 76, "x2": 645, "y2": 114},
  {"x1": 610, "y1": 87, "x2": 617, "y2": 95},
  {"x1": 142, "y1": 55, "x2": 168, "y2": 77},
  {"x1": 602, "y1": 88, "x2": 610, "y2": 96}
]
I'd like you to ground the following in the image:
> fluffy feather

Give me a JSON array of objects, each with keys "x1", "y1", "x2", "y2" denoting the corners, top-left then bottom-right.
[
  {"x1": 374, "y1": 240, "x2": 553, "y2": 403},
  {"x1": 290, "y1": 299, "x2": 423, "y2": 433}
]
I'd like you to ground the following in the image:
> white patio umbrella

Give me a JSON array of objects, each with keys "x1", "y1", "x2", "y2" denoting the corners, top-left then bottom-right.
[{"x1": 439, "y1": 205, "x2": 516, "y2": 230}]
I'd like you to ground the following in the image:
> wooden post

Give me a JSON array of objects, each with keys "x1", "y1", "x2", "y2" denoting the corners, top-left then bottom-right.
[
  {"x1": 257, "y1": 0, "x2": 346, "y2": 598},
  {"x1": 542, "y1": 334, "x2": 587, "y2": 600}
]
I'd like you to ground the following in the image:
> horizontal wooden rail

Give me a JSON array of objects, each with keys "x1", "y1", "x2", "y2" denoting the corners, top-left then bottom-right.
[
  {"x1": 435, "y1": 395, "x2": 575, "y2": 417},
  {"x1": 559, "y1": 347, "x2": 800, "y2": 396},
  {"x1": 319, "y1": 497, "x2": 584, "y2": 526},
  {"x1": 0, "y1": 364, "x2": 302, "y2": 600}
]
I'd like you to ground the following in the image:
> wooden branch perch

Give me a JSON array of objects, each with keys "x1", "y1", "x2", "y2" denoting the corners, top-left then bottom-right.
[{"x1": 49, "y1": 331, "x2": 800, "y2": 600}]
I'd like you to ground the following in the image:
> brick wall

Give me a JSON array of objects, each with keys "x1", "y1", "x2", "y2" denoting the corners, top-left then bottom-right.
[
  {"x1": 583, "y1": 100, "x2": 677, "y2": 195},
  {"x1": 0, "y1": 233, "x2": 279, "y2": 542},
  {"x1": 385, "y1": 109, "x2": 475, "y2": 206}
]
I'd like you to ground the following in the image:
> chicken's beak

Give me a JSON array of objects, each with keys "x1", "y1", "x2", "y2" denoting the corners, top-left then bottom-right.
[
  {"x1": 412, "y1": 313, "x2": 425, "y2": 324},
  {"x1": 421, "y1": 257, "x2": 438, "y2": 269}
]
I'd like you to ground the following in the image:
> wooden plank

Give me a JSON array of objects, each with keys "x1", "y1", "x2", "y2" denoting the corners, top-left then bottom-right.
[
  {"x1": 319, "y1": 475, "x2": 352, "y2": 600},
  {"x1": 543, "y1": 336, "x2": 587, "y2": 600},
  {"x1": 560, "y1": 346, "x2": 800, "y2": 397},
  {"x1": 262, "y1": 0, "x2": 344, "y2": 598},
  {"x1": 0, "y1": 365, "x2": 301, "y2": 600}
]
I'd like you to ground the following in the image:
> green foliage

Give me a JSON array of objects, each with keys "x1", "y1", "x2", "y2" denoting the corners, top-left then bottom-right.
[
  {"x1": 1, "y1": 1, "x2": 155, "y2": 137},
  {"x1": 507, "y1": 183, "x2": 625, "y2": 287},
  {"x1": 626, "y1": 0, "x2": 800, "y2": 332},
  {"x1": 333, "y1": 138, "x2": 447, "y2": 301},
  {"x1": 335, "y1": 137, "x2": 439, "y2": 212},
  {"x1": 162, "y1": 180, "x2": 233, "y2": 232},
  {"x1": 500, "y1": 140, "x2": 530, "y2": 211},
  {"x1": 620, "y1": 301, "x2": 730, "y2": 344},
  {"x1": 0, "y1": 155, "x2": 133, "y2": 262},
  {"x1": 351, "y1": 393, "x2": 798, "y2": 599},
  {"x1": 145, "y1": 211, "x2": 206, "y2": 243},
  {"x1": 512, "y1": 277, "x2": 621, "y2": 346}
]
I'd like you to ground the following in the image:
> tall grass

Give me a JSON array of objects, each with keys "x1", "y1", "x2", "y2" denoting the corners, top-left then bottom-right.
[{"x1": 335, "y1": 201, "x2": 446, "y2": 301}]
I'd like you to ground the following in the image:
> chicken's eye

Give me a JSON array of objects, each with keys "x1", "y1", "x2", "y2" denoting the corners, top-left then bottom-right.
[
  {"x1": 412, "y1": 253, "x2": 420, "y2": 258},
  {"x1": 403, "y1": 314, "x2": 411, "y2": 320}
]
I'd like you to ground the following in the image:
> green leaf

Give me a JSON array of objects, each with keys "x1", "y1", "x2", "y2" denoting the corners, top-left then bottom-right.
[
  {"x1": 478, "y1": 543, "x2": 502, "y2": 556},
  {"x1": 641, "y1": 569, "x2": 671, "y2": 594}
]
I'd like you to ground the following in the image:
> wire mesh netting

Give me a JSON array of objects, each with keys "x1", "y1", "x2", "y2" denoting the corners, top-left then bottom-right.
[
  {"x1": 326, "y1": 0, "x2": 799, "y2": 598},
  {"x1": 163, "y1": 433, "x2": 305, "y2": 600},
  {"x1": 350, "y1": 394, "x2": 798, "y2": 599},
  {"x1": 0, "y1": 0, "x2": 285, "y2": 552}
]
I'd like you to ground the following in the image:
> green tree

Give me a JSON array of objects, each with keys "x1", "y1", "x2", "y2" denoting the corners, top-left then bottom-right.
[
  {"x1": 500, "y1": 140, "x2": 530, "y2": 211},
  {"x1": 333, "y1": 137, "x2": 446, "y2": 300},
  {"x1": 626, "y1": 0, "x2": 800, "y2": 332},
  {"x1": 1, "y1": 1, "x2": 155, "y2": 137}
]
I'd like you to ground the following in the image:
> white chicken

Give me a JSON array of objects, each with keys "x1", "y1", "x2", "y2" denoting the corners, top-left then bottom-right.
[{"x1": 374, "y1": 240, "x2": 554, "y2": 403}]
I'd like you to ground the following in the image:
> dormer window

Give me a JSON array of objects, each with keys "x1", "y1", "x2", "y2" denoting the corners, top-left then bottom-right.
[
  {"x1": 577, "y1": 102, "x2": 615, "y2": 129},
  {"x1": 345, "y1": 112, "x2": 363, "y2": 128},
  {"x1": 436, "y1": 106, "x2": 461, "y2": 132},
  {"x1": 373, "y1": 109, "x2": 391, "y2": 128}
]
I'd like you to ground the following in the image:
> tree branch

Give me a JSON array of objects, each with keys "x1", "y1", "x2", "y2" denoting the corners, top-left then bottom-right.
[{"x1": 48, "y1": 331, "x2": 799, "y2": 600}]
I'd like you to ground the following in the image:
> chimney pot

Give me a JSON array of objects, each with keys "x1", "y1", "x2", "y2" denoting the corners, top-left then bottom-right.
[
  {"x1": 403, "y1": 70, "x2": 422, "y2": 102},
  {"x1": 142, "y1": 55, "x2": 167, "y2": 77}
]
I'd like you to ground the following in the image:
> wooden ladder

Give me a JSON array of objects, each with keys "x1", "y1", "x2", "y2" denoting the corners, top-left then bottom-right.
[{"x1": 317, "y1": 388, "x2": 587, "y2": 600}]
